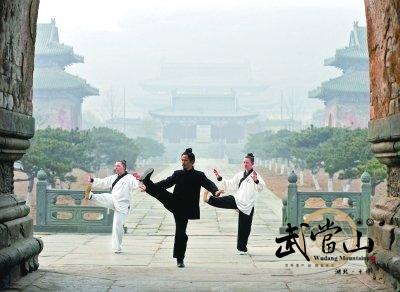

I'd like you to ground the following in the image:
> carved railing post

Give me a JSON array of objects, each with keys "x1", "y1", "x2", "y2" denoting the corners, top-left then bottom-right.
[
  {"x1": 279, "y1": 171, "x2": 298, "y2": 234},
  {"x1": 286, "y1": 171, "x2": 298, "y2": 230},
  {"x1": 360, "y1": 172, "x2": 372, "y2": 232},
  {"x1": 36, "y1": 170, "x2": 48, "y2": 226}
]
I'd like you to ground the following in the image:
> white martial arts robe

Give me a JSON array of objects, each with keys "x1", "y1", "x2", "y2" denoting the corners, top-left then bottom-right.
[
  {"x1": 91, "y1": 173, "x2": 139, "y2": 252},
  {"x1": 219, "y1": 170, "x2": 266, "y2": 215}
]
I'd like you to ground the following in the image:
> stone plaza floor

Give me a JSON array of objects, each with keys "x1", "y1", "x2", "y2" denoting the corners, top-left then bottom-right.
[{"x1": 8, "y1": 160, "x2": 392, "y2": 291}]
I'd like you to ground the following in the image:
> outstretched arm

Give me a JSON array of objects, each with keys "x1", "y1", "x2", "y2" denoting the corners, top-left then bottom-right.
[
  {"x1": 213, "y1": 168, "x2": 240, "y2": 191},
  {"x1": 155, "y1": 172, "x2": 177, "y2": 189},
  {"x1": 200, "y1": 173, "x2": 219, "y2": 195},
  {"x1": 219, "y1": 172, "x2": 241, "y2": 191},
  {"x1": 91, "y1": 174, "x2": 116, "y2": 189}
]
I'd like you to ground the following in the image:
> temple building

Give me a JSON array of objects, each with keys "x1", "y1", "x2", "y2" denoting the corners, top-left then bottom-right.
[
  {"x1": 33, "y1": 19, "x2": 98, "y2": 130},
  {"x1": 309, "y1": 22, "x2": 369, "y2": 128},
  {"x1": 141, "y1": 63, "x2": 265, "y2": 161}
]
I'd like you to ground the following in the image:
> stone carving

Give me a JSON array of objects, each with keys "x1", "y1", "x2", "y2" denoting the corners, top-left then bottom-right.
[
  {"x1": 365, "y1": 1, "x2": 400, "y2": 120},
  {"x1": 0, "y1": 0, "x2": 41, "y2": 288},
  {"x1": 365, "y1": 0, "x2": 400, "y2": 288},
  {"x1": 0, "y1": 162, "x2": 13, "y2": 194},
  {"x1": 388, "y1": 167, "x2": 400, "y2": 197},
  {"x1": 0, "y1": 0, "x2": 38, "y2": 116}
]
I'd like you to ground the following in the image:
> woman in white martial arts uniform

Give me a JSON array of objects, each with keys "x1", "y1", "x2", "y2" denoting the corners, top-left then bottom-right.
[
  {"x1": 204, "y1": 153, "x2": 266, "y2": 254},
  {"x1": 84, "y1": 160, "x2": 139, "y2": 253}
]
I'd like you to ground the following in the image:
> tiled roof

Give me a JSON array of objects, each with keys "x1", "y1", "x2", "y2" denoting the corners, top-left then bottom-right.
[
  {"x1": 35, "y1": 21, "x2": 83, "y2": 64},
  {"x1": 150, "y1": 106, "x2": 257, "y2": 119},
  {"x1": 324, "y1": 23, "x2": 368, "y2": 68},
  {"x1": 33, "y1": 67, "x2": 99, "y2": 96},
  {"x1": 308, "y1": 70, "x2": 369, "y2": 100}
]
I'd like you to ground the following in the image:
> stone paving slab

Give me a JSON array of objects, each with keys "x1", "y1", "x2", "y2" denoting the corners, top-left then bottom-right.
[
  {"x1": 8, "y1": 266, "x2": 390, "y2": 292},
  {"x1": 7, "y1": 160, "x2": 392, "y2": 291}
]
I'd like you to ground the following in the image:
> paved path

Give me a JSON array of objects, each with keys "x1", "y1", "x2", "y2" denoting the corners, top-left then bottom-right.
[{"x1": 8, "y1": 160, "x2": 391, "y2": 291}]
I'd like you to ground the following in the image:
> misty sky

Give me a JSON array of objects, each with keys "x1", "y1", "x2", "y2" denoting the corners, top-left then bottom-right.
[{"x1": 37, "y1": 0, "x2": 366, "y2": 124}]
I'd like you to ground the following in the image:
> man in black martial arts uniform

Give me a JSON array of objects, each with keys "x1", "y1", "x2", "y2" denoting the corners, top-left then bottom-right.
[{"x1": 133, "y1": 148, "x2": 223, "y2": 268}]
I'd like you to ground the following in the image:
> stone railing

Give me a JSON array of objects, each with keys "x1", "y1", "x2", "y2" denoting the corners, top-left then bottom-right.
[
  {"x1": 34, "y1": 170, "x2": 113, "y2": 233},
  {"x1": 280, "y1": 171, "x2": 372, "y2": 235}
]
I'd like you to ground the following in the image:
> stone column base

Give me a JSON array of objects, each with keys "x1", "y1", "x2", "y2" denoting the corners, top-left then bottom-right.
[
  {"x1": 368, "y1": 115, "x2": 400, "y2": 288},
  {"x1": 0, "y1": 194, "x2": 43, "y2": 288}
]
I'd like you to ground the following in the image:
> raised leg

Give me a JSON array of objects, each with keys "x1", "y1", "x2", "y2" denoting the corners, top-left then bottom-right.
[
  {"x1": 207, "y1": 195, "x2": 237, "y2": 209},
  {"x1": 143, "y1": 180, "x2": 176, "y2": 213},
  {"x1": 91, "y1": 193, "x2": 115, "y2": 210}
]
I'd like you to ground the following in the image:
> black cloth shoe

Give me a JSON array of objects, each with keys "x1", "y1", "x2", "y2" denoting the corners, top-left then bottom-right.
[
  {"x1": 237, "y1": 249, "x2": 248, "y2": 255},
  {"x1": 140, "y1": 168, "x2": 154, "y2": 182},
  {"x1": 177, "y1": 259, "x2": 185, "y2": 268}
]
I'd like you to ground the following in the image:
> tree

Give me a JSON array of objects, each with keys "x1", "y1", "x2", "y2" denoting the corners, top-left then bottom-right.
[
  {"x1": 289, "y1": 127, "x2": 339, "y2": 190},
  {"x1": 245, "y1": 129, "x2": 294, "y2": 161},
  {"x1": 17, "y1": 128, "x2": 92, "y2": 204},
  {"x1": 245, "y1": 126, "x2": 374, "y2": 192},
  {"x1": 19, "y1": 127, "x2": 92, "y2": 185},
  {"x1": 88, "y1": 127, "x2": 140, "y2": 172},
  {"x1": 290, "y1": 126, "x2": 339, "y2": 168},
  {"x1": 17, "y1": 127, "x2": 143, "y2": 204},
  {"x1": 245, "y1": 130, "x2": 275, "y2": 160},
  {"x1": 318, "y1": 128, "x2": 373, "y2": 191},
  {"x1": 272, "y1": 130, "x2": 294, "y2": 162},
  {"x1": 358, "y1": 158, "x2": 388, "y2": 195},
  {"x1": 133, "y1": 137, "x2": 165, "y2": 159},
  {"x1": 245, "y1": 129, "x2": 294, "y2": 175}
]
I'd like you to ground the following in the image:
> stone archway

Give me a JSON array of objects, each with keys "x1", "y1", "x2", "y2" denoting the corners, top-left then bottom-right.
[{"x1": 0, "y1": 0, "x2": 399, "y2": 288}]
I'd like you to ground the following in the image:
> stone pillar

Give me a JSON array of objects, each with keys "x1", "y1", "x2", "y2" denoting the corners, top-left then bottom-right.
[
  {"x1": 0, "y1": 0, "x2": 43, "y2": 287},
  {"x1": 365, "y1": 0, "x2": 400, "y2": 288},
  {"x1": 279, "y1": 171, "x2": 298, "y2": 234}
]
